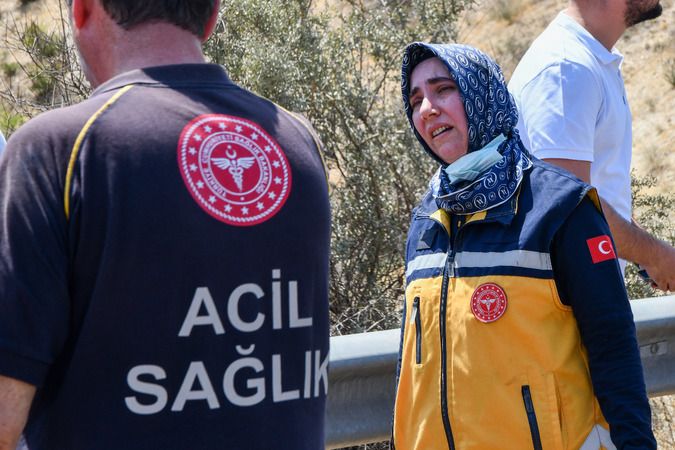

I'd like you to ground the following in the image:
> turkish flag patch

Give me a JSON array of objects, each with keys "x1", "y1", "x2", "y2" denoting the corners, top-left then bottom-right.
[{"x1": 586, "y1": 235, "x2": 617, "y2": 264}]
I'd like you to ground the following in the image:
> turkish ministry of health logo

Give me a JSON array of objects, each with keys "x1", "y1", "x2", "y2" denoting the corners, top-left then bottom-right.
[
  {"x1": 470, "y1": 283, "x2": 508, "y2": 323},
  {"x1": 178, "y1": 114, "x2": 292, "y2": 226}
]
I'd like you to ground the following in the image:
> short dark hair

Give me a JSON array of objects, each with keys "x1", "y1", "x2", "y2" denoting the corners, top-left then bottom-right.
[{"x1": 98, "y1": 0, "x2": 217, "y2": 37}]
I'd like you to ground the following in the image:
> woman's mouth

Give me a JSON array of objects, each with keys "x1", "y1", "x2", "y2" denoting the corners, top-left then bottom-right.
[{"x1": 431, "y1": 126, "x2": 451, "y2": 138}]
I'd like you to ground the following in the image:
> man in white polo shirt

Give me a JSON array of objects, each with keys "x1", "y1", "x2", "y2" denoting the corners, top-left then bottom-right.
[{"x1": 509, "y1": 0, "x2": 674, "y2": 292}]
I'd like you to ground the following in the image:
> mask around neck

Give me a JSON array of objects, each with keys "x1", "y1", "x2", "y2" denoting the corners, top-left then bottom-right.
[{"x1": 442, "y1": 134, "x2": 506, "y2": 185}]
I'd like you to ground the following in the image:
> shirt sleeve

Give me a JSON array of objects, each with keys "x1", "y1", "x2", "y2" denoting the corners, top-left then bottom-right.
[
  {"x1": 551, "y1": 197, "x2": 656, "y2": 449},
  {"x1": 0, "y1": 123, "x2": 71, "y2": 387},
  {"x1": 517, "y1": 62, "x2": 602, "y2": 162}
]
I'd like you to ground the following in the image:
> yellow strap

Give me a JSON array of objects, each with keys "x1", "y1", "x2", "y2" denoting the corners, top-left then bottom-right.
[
  {"x1": 64, "y1": 85, "x2": 134, "y2": 219},
  {"x1": 586, "y1": 187, "x2": 602, "y2": 212},
  {"x1": 430, "y1": 209, "x2": 451, "y2": 235},
  {"x1": 465, "y1": 210, "x2": 488, "y2": 224}
]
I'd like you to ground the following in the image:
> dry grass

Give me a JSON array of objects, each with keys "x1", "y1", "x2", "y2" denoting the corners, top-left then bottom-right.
[
  {"x1": 651, "y1": 396, "x2": 675, "y2": 447},
  {"x1": 457, "y1": 0, "x2": 675, "y2": 197}
]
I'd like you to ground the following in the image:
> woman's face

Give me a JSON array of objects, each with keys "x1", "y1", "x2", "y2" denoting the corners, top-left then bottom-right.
[{"x1": 409, "y1": 57, "x2": 469, "y2": 165}]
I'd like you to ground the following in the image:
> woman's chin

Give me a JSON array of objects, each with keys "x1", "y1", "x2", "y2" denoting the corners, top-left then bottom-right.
[{"x1": 434, "y1": 147, "x2": 468, "y2": 165}]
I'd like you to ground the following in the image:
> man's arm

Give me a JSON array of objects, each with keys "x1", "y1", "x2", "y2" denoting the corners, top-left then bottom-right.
[
  {"x1": 0, "y1": 376, "x2": 35, "y2": 450},
  {"x1": 552, "y1": 197, "x2": 656, "y2": 448},
  {"x1": 545, "y1": 158, "x2": 675, "y2": 291},
  {"x1": 0, "y1": 123, "x2": 71, "y2": 448}
]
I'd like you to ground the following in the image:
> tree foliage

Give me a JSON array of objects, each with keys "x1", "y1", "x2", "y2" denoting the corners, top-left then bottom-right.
[
  {"x1": 0, "y1": 3, "x2": 87, "y2": 132},
  {"x1": 2, "y1": 0, "x2": 672, "y2": 332},
  {"x1": 1, "y1": 0, "x2": 475, "y2": 335},
  {"x1": 206, "y1": 0, "x2": 474, "y2": 334},
  {"x1": 625, "y1": 173, "x2": 675, "y2": 300}
]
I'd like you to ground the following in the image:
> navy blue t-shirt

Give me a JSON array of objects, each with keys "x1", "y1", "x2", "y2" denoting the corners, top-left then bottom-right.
[
  {"x1": 0, "y1": 65, "x2": 330, "y2": 449},
  {"x1": 551, "y1": 197, "x2": 655, "y2": 449}
]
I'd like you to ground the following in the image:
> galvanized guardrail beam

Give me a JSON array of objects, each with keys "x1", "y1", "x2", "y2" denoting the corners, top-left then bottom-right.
[
  {"x1": 325, "y1": 295, "x2": 675, "y2": 449},
  {"x1": 633, "y1": 296, "x2": 675, "y2": 396}
]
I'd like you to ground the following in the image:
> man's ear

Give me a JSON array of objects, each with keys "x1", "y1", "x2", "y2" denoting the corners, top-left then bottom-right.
[
  {"x1": 71, "y1": 0, "x2": 93, "y2": 30},
  {"x1": 201, "y1": 0, "x2": 221, "y2": 43}
]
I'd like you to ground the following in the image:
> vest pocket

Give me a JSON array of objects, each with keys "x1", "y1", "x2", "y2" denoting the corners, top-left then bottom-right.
[
  {"x1": 521, "y1": 385, "x2": 543, "y2": 450},
  {"x1": 411, "y1": 297, "x2": 422, "y2": 365}
]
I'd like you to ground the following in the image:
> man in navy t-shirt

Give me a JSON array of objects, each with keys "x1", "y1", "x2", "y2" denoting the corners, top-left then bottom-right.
[{"x1": 0, "y1": 1, "x2": 330, "y2": 449}]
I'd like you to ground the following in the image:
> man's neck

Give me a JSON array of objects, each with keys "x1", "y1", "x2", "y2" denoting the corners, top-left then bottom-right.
[
  {"x1": 565, "y1": 1, "x2": 625, "y2": 51},
  {"x1": 89, "y1": 23, "x2": 207, "y2": 88}
]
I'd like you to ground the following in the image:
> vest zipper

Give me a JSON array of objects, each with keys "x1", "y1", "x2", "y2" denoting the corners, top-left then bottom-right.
[
  {"x1": 438, "y1": 216, "x2": 476, "y2": 450},
  {"x1": 521, "y1": 385, "x2": 543, "y2": 450},
  {"x1": 439, "y1": 243, "x2": 456, "y2": 450},
  {"x1": 411, "y1": 297, "x2": 422, "y2": 364}
]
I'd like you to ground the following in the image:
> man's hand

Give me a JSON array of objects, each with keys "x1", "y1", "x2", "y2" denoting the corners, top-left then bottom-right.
[
  {"x1": 632, "y1": 228, "x2": 675, "y2": 292},
  {"x1": 543, "y1": 158, "x2": 674, "y2": 292},
  {"x1": 600, "y1": 201, "x2": 674, "y2": 291},
  {"x1": 0, "y1": 375, "x2": 35, "y2": 450}
]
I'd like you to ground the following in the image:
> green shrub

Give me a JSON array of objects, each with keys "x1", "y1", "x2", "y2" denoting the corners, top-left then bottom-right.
[
  {"x1": 490, "y1": 0, "x2": 523, "y2": 24},
  {"x1": 0, "y1": 106, "x2": 27, "y2": 135},
  {"x1": 625, "y1": 173, "x2": 674, "y2": 299},
  {"x1": 207, "y1": 0, "x2": 474, "y2": 335},
  {"x1": 1, "y1": 62, "x2": 19, "y2": 79},
  {"x1": 0, "y1": 15, "x2": 88, "y2": 125},
  {"x1": 20, "y1": 21, "x2": 60, "y2": 58}
]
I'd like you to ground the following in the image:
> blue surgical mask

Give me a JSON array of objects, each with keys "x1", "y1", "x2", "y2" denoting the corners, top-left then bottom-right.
[{"x1": 443, "y1": 134, "x2": 506, "y2": 184}]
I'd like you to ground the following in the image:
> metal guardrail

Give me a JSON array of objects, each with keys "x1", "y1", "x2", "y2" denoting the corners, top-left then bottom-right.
[
  {"x1": 633, "y1": 296, "x2": 675, "y2": 395},
  {"x1": 325, "y1": 295, "x2": 675, "y2": 449}
]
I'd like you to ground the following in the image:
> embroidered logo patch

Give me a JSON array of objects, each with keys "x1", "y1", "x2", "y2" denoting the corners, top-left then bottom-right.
[
  {"x1": 471, "y1": 283, "x2": 507, "y2": 323},
  {"x1": 177, "y1": 114, "x2": 292, "y2": 226},
  {"x1": 586, "y1": 235, "x2": 617, "y2": 264}
]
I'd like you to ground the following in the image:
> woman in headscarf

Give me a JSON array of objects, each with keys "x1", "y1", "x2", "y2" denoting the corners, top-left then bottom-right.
[{"x1": 391, "y1": 43, "x2": 655, "y2": 450}]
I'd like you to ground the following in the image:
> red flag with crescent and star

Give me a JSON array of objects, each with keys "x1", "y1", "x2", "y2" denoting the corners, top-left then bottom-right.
[{"x1": 586, "y1": 235, "x2": 617, "y2": 264}]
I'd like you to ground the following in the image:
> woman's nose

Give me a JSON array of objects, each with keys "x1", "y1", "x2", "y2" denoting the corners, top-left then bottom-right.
[{"x1": 419, "y1": 97, "x2": 437, "y2": 119}]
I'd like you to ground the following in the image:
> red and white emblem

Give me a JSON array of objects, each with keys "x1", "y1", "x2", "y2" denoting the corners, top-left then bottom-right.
[
  {"x1": 177, "y1": 114, "x2": 292, "y2": 226},
  {"x1": 470, "y1": 283, "x2": 507, "y2": 323},
  {"x1": 586, "y1": 235, "x2": 617, "y2": 264}
]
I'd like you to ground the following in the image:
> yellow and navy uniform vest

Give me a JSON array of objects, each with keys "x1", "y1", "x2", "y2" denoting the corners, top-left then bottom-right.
[{"x1": 393, "y1": 161, "x2": 613, "y2": 450}]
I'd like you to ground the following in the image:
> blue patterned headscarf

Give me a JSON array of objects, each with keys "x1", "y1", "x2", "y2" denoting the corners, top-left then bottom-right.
[{"x1": 401, "y1": 43, "x2": 532, "y2": 214}]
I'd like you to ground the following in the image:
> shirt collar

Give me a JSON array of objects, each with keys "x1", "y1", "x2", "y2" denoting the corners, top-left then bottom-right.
[
  {"x1": 92, "y1": 64, "x2": 234, "y2": 96},
  {"x1": 555, "y1": 11, "x2": 624, "y2": 67}
]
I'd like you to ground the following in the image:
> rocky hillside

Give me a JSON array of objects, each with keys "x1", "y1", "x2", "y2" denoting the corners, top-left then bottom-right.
[
  {"x1": 460, "y1": 0, "x2": 675, "y2": 195},
  {"x1": 2, "y1": 0, "x2": 672, "y2": 193}
]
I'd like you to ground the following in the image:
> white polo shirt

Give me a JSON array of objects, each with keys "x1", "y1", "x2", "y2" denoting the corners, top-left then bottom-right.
[
  {"x1": 0, "y1": 131, "x2": 5, "y2": 156},
  {"x1": 509, "y1": 11, "x2": 633, "y2": 226}
]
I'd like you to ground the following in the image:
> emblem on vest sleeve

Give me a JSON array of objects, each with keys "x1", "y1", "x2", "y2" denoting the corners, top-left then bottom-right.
[
  {"x1": 470, "y1": 283, "x2": 507, "y2": 323},
  {"x1": 586, "y1": 235, "x2": 617, "y2": 264},
  {"x1": 177, "y1": 114, "x2": 292, "y2": 226}
]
